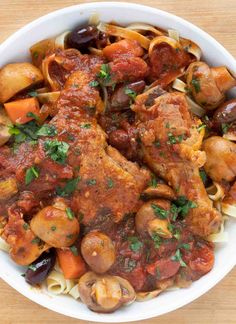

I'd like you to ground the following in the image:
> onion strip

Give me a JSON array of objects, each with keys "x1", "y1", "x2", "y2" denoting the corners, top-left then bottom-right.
[
  {"x1": 97, "y1": 22, "x2": 150, "y2": 49},
  {"x1": 206, "y1": 182, "x2": 225, "y2": 201},
  {"x1": 168, "y1": 29, "x2": 180, "y2": 42},
  {"x1": 221, "y1": 203, "x2": 236, "y2": 218},
  {"x1": 172, "y1": 78, "x2": 187, "y2": 93},
  {"x1": 186, "y1": 96, "x2": 206, "y2": 117},
  {"x1": 126, "y1": 23, "x2": 163, "y2": 36}
]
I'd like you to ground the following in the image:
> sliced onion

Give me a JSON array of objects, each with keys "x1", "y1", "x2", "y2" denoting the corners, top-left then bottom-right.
[
  {"x1": 55, "y1": 31, "x2": 70, "y2": 49},
  {"x1": 172, "y1": 78, "x2": 187, "y2": 93},
  {"x1": 168, "y1": 29, "x2": 180, "y2": 42},
  {"x1": 97, "y1": 22, "x2": 150, "y2": 49},
  {"x1": 180, "y1": 38, "x2": 202, "y2": 61},
  {"x1": 126, "y1": 23, "x2": 163, "y2": 36},
  {"x1": 149, "y1": 36, "x2": 181, "y2": 56},
  {"x1": 206, "y1": 182, "x2": 225, "y2": 201},
  {"x1": 88, "y1": 13, "x2": 100, "y2": 26},
  {"x1": 186, "y1": 96, "x2": 206, "y2": 117}
]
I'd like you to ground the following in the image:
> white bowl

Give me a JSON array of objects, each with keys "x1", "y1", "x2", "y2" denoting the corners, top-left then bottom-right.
[{"x1": 0, "y1": 2, "x2": 235, "y2": 322}]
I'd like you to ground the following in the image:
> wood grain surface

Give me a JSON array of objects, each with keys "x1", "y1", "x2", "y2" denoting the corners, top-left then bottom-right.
[{"x1": 0, "y1": 1, "x2": 235, "y2": 323}]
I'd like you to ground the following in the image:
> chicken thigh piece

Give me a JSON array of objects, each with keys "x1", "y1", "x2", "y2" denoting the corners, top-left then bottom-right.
[{"x1": 132, "y1": 91, "x2": 222, "y2": 237}]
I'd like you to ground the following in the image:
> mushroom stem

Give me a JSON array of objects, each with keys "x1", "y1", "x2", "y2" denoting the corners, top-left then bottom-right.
[{"x1": 211, "y1": 67, "x2": 236, "y2": 93}]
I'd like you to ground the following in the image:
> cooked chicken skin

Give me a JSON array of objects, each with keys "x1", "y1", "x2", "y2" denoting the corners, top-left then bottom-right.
[{"x1": 133, "y1": 91, "x2": 222, "y2": 237}]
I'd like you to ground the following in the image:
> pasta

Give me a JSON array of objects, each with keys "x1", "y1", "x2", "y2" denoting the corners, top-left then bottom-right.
[
  {"x1": 47, "y1": 270, "x2": 76, "y2": 295},
  {"x1": 0, "y1": 17, "x2": 235, "y2": 313}
]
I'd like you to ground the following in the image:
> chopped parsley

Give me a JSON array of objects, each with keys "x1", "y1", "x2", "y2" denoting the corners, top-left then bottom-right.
[
  {"x1": 149, "y1": 175, "x2": 158, "y2": 188},
  {"x1": 56, "y1": 176, "x2": 81, "y2": 197},
  {"x1": 9, "y1": 121, "x2": 39, "y2": 144},
  {"x1": 28, "y1": 90, "x2": 38, "y2": 97},
  {"x1": 151, "y1": 204, "x2": 169, "y2": 219},
  {"x1": 222, "y1": 123, "x2": 230, "y2": 134},
  {"x1": 151, "y1": 233, "x2": 162, "y2": 249},
  {"x1": 171, "y1": 249, "x2": 187, "y2": 267},
  {"x1": 66, "y1": 207, "x2": 74, "y2": 220},
  {"x1": 26, "y1": 112, "x2": 40, "y2": 121},
  {"x1": 31, "y1": 237, "x2": 41, "y2": 245},
  {"x1": 28, "y1": 264, "x2": 37, "y2": 272},
  {"x1": 25, "y1": 166, "x2": 39, "y2": 185},
  {"x1": 51, "y1": 226, "x2": 57, "y2": 231},
  {"x1": 37, "y1": 124, "x2": 57, "y2": 137},
  {"x1": 70, "y1": 246, "x2": 78, "y2": 256},
  {"x1": 23, "y1": 223, "x2": 29, "y2": 230},
  {"x1": 107, "y1": 178, "x2": 114, "y2": 189},
  {"x1": 165, "y1": 122, "x2": 170, "y2": 128},
  {"x1": 97, "y1": 64, "x2": 111, "y2": 84},
  {"x1": 169, "y1": 196, "x2": 198, "y2": 222},
  {"x1": 191, "y1": 77, "x2": 201, "y2": 93},
  {"x1": 168, "y1": 223, "x2": 181, "y2": 240},
  {"x1": 179, "y1": 243, "x2": 191, "y2": 250},
  {"x1": 44, "y1": 140, "x2": 69, "y2": 164},
  {"x1": 199, "y1": 169, "x2": 207, "y2": 184},
  {"x1": 89, "y1": 80, "x2": 99, "y2": 87},
  {"x1": 125, "y1": 87, "x2": 137, "y2": 101},
  {"x1": 80, "y1": 123, "x2": 91, "y2": 129},
  {"x1": 86, "y1": 179, "x2": 96, "y2": 186},
  {"x1": 128, "y1": 236, "x2": 143, "y2": 252},
  {"x1": 167, "y1": 132, "x2": 185, "y2": 145},
  {"x1": 197, "y1": 124, "x2": 206, "y2": 132}
]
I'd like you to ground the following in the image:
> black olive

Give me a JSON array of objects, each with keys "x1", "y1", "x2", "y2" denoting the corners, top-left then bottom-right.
[
  {"x1": 67, "y1": 25, "x2": 99, "y2": 52},
  {"x1": 25, "y1": 249, "x2": 56, "y2": 286},
  {"x1": 212, "y1": 99, "x2": 236, "y2": 129}
]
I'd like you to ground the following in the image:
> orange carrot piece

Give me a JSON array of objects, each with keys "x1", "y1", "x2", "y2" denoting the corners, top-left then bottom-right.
[
  {"x1": 4, "y1": 97, "x2": 40, "y2": 124},
  {"x1": 57, "y1": 249, "x2": 86, "y2": 279}
]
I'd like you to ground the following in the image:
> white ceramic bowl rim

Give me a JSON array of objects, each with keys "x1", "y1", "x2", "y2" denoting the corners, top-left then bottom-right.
[{"x1": 0, "y1": 2, "x2": 235, "y2": 322}]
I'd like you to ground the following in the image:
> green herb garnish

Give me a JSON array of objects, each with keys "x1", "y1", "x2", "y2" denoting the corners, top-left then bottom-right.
[
  {"x1": 28, "y1": 264, "x2": 37, "y2": 272},
  {"x1": 125, "y1": 87, "x2": 137, "y2": 101},
  {"x1": 107, "y1": 178, "x2": 114, "y2": 189},
  {"x1": 151, "y1": 233, "x2": 162, "y2": 249},
  {"x1": 25, "y1": 166, "x2": 39, "y2": 185},
  {"x1": 56, "y1": 177, "x2": 81, "y2": 197},
  {"x1": 171, "y1": 249, "x2": 187, "y2": 267},
  {"x1": 89, "y1": 80, "x2": 99, "y2": 87},
  {"x1": 37, "y1": 124, "x2": 57, "y2": 137},
  {"x1": 191, "y1": 78, "x2": 201, "y2": 93},
  {"x1": 23, "y1": 223, "x2": 29, "y2": 230},
  {"x1": 70, "y1": 246, "x2": 78, "y2": 256},
  {"x1": 128, "y1": 236, "x2": 143, "y2": 252},
  {"x1": 80, "y1": 123, "x2": 91, "y2": 129},
  {"x1": 66, "y1": 207, "x2": 74, "y2": 220},
  {"x1": 86, "y1": 179, "x2": 96, "y2": 186},
  {"x1": 151, "y1": 204, "x2": 169, "y2": 219},
  {"x1": 97, "y1": 64, "x2": 111, "y2": 84},
  {"x1": 197, "y1": 124, "x2": 206, "y2": 132},
  {"x1": 51, "y1": 226, "x2": 57, "y2": 231},
  {"x1": 44, "y1": 140, "x2": 69, "y2": 164},
  {"x1": 222, "y1": 123, "x2": 230, "y2": 134}
]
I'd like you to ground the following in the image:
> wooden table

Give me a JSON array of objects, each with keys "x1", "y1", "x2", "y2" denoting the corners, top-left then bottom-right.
[{"x1": 0, "y1": 1, "x2": 236, "y2": 323}]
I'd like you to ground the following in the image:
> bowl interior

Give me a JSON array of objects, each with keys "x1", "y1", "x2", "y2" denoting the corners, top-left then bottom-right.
[{"x1": 0, "y1": 2, "x2": 235, "y2": 322}]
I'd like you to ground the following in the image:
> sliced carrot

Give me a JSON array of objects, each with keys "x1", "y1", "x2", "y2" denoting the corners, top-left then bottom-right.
[
  {"x1": 57, "y1": 249, "x2": 87, "y2": 279},
  {"x1": 4, "y1": 97, "x2": 40, "y2": 124}
]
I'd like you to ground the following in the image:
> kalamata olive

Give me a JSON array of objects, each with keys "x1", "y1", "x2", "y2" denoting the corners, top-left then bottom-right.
[
  {"x1": 67, "y1": 25, "x2": 99, "y2": 52},
  {"x1": 111, "y1": 81, "x2": 146, "y2": 110},
  {"x1": 108, "y1": 129, "x2": 129, "y2": 150},
  {"x1": 212, "y1": 99, "x2": 236, "y2": 128},
  {"x1": 25, "y1": 249, "x2": 56, "y2": 286}
]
